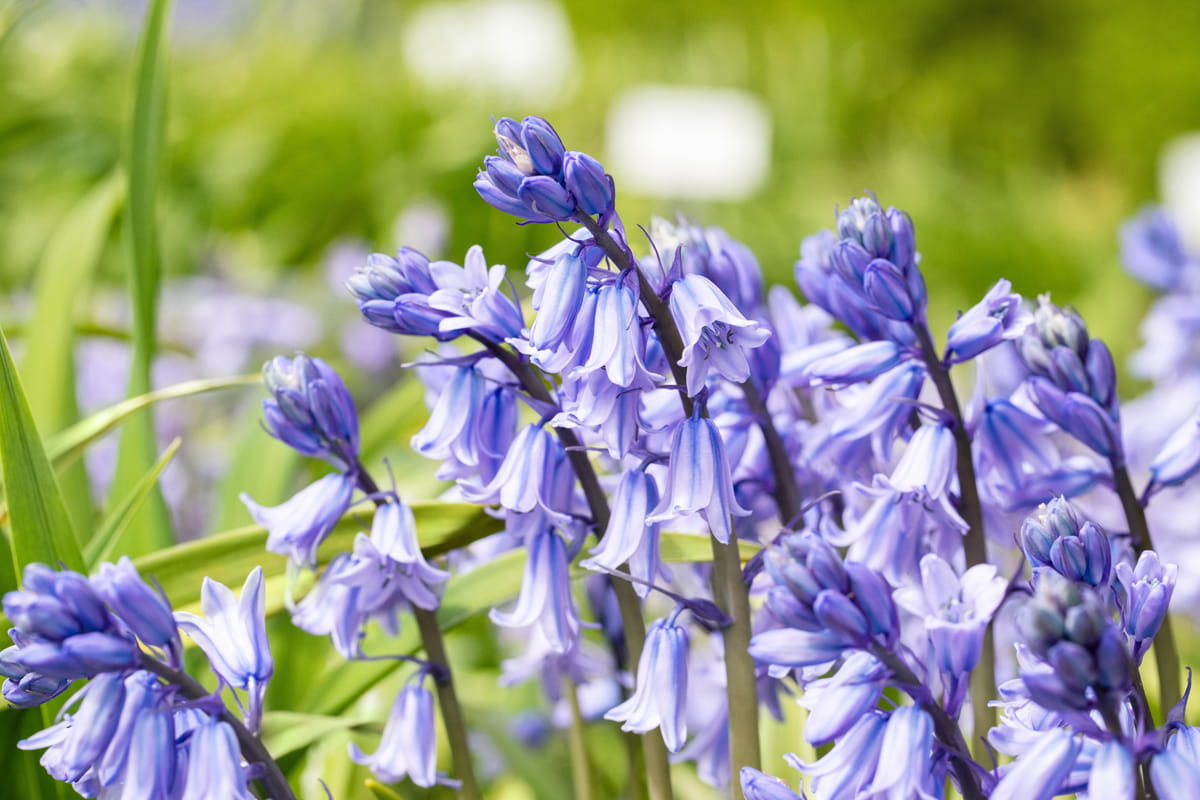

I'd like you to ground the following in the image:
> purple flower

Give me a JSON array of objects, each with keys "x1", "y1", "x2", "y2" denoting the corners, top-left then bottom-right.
[
  {"x1": 1087, "y1": 741, "x2": 1136, "y2": 800},
  {"x1": 577, "y1": 274, "x2": 662, "y2": 389},
  {"x1": 795, "y1": 651, "x2": 888, "y2": 745},
  {"x1": 944, "y1": 279, "x2": 1028, "y2": 363},
  {"x1": 174, "y1": 567, "x2": 273, "y2": 731},
  {"x1": 349, "y1": 682, "x2": 443, "y2": 788},
  {"x1": 345, "y1": 247, "x2": 450, "y2": 338},
  {"x1": 91, "y1": 557, "x2": 179, "y2": 652},
  {"x1": 1151, "y1": 727, "x2": 1200, "y2": 800},
  {"x1": 580, "y1": 469, "x2": 662, "y2": 598},
  {"x1": 261, "y1": 354, "x2": 360, "y2": 471},
  {"x1": 740, "y1": 767, "x2": 805, "y2": 800},
  {"x1": 528, "y1": 247, "x2": 588, "y2": 352},
  {"x1": 426, "y1": 246, "x2": 526, "y2": 342},
  {"x1": 1119, "y1": 207, "x2": 1198, "y2": 292},
  {"x1": 1019, "y1": 497, "x2": 1112, "y2": 587},
  {"x1": 563, "y1": 151, "x2": 614, "y2": 217},
  {"x1": 648, "y1": 412, "x2": 750, "y2": 545},
  {"x1": 667, "y1": 273, "x2": 771, "y2": 395},
  {"x1": 992, "y1": 728, "x2": 1083, "y2": 800},
  {"x1": 803, "y1": 340, "x2": 908, "y2": 386},
  {"x1": 1148, "y1": 409, "x2": 1200, "y2": 492},
  {"x1": 786, "y1": 712, "x2": 888, "y2": 798},
  {"x1": 178, "y1": 717, "x2": 256, "y2": 800},
  {"x1": 462, "y1": 424, "x2": 558, "y2": 513},
  {"x1": 605, "y1": 614, "x2": 689, "y2": 752},
  {"x1": 1115, "y1": 550, "x2": 1177, "y2": 662},
  {"x1": 242, "y1": 471, "x2": 356, "y2": 567},
  {"x1": 489, "y1": 528, "x2": 580, "y2": 653}
]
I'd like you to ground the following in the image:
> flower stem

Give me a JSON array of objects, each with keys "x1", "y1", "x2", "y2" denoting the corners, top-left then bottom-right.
[
  {"x1": 565, "y1": 677, "x2": 596, "y2": 800},
  {"x1": 1112, "y1": 462, "x2": 1180, "y2": 710},
  {"x1": 138, "y1": 654, "x2": 296, "y2": 800},
  {"x1": 913, "y1": 322, "x2": 995, "y2": 755},
  {"x1": 356, "y1": 468, "x2": 481, "y2": 800},
  {"x1": 575, "y1": 213, "x2": 763, "y2": 793}
]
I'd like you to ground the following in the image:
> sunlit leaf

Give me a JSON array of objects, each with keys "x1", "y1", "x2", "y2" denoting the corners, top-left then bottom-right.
[{"x1": 85, "y1": 437, "x2": 181, "y2": 567}]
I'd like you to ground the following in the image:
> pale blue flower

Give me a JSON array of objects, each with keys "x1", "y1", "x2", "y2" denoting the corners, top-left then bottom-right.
[
  {"x1": 668, "y1": 273, "x2": 771, "y2": 395},
  {"x1": 605, "y1": 614, "x2": 689, "y2": 752},
  {"x1": 175, "y1": 567, "x2": 273, "y2": 731},
  {"x1": 349, "y1": 682, "x2": 442, "y2": 788},
  {"x1": 242, "y1": 471, "x2": 355, "y2": 567},
  {"x1": 178, "y1": 717, "x2": 256, "y2": 800}
]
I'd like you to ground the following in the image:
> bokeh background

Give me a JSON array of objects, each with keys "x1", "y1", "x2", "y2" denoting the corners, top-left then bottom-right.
[{"x1": 3, "y1": 1, "x2": 1200, "y2": 797}]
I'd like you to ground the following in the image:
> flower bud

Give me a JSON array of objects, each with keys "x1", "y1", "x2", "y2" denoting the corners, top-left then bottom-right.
[
  {"x1": 517, "y1": 175, "x2": 575, "y2": 221},
  {"x1": 563, "y1": 151, "x2": 613, "y2": 216}
]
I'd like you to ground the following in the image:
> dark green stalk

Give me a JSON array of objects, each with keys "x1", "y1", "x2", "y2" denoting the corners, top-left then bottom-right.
[
  {"x1": 1112, "y1": 462, "x2": 1180, "y2": 710},
  {"x1": 471, "y1": 335, "x2": 672, "y2": 800},
  {"x1": 913, "y1": 322, "x2": 995, "y2": 754},
  {"x1": 575, "y1": 214, "x2": 763, "y2": 792},
  {"x1": 139, "y1": 654, "x2": 296, "y2": 800},
  {"x1": 355, "y1": 468, "x2": 481, "y2": 800}
]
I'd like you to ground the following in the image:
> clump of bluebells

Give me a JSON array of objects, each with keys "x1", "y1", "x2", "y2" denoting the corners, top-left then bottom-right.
[{"x1": 9, "y1": 116, "x2": 1200, "y2": 800}]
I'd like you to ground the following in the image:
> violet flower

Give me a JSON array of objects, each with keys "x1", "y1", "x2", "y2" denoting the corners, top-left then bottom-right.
[
  {"x1": 605, "y1": 613, "x2": 689, "y2": 752},
  {"x1": 667, "y1": 273, "x2": 771, "y2": 396}
]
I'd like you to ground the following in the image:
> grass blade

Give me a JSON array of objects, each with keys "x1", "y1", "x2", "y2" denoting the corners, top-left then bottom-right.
[
  {"x1": 107, "y1": 0, "x2": 173, "y2": 557},
  {"x1": 0, "y1": 326, "x2": 84, "y2": 572},
  {"x1": 85, "y1": 437, "x2": 181, "y2": 567}
]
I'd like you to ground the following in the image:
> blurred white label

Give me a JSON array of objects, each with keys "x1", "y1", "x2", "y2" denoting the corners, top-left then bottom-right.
[
  {"x1": 1161, "y1": 132, "x2": 1200, "y2": 252},
  {"x1": 403, "y1": 0, "x2": 575, "y2": 101},
  {"x1": 606, "y1": 86, "x2": 772, "y2": 201}
]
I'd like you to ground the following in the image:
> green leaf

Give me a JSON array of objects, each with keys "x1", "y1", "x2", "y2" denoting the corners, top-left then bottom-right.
[
  {"x1": 108, "y1": 0, "x2": 173, "y2": 557},
  {"x1": 20, "y1": 173, "x2": 124, "y2": 433},
  {"x1": 85, "y1": 437, "x2": 181, "y2": 567},
  {"x1": 0, "y1": 708, "x2": 68, "y2": 800},
  {"x1": 364, "y1": 781, "x2": 404, "y2": 800},
  {"x1": 45, "y1": 374, "x2": 259, "y2": 471},
  {"x1": 0, "y1": 326, "x2": 84, "y2": 572},
  {"x1": 260, "y1": 711, "x2": 369, "y2": 761}
]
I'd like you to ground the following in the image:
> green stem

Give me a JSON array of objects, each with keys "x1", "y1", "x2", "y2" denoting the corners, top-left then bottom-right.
[
  {"x1": 138, "y1": 654, "x2": 296, "y2": 800},
  {"x1": 565, "y1": 677, "x2": 596, "y2": 800},
  {"x1": 1112, "y1": 462, "x2": 1181, "y2": 711},
  {"x1": 356, "y1": 468, "x2": 481, "y2": 800},
  {"x1": 913, "y1": 322, "x2": 995, "y2": 754},
  {"x1": 575, "y1": 213, "x2": 762, "y2": 794}
]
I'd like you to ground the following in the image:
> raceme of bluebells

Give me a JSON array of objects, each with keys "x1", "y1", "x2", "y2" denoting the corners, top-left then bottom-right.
[
  {"x1": 12, "y1": 114, "x2": 1200, "y2": 800},
  {"x1": 2, "y1": 560, "x2": 273, "y2": 799}
]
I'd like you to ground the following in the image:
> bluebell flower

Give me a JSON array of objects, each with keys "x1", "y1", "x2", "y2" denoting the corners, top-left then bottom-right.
[
  {"x1": 666, "y1": 273, "x2": 771, "y2": 395},
  {"x1": 803, "y1": 340, "x2": 909, "y2": 386},
  {"x1": 92, "y1": 556, "x2": 180, "y2": 652},
  {"x1": 795, "y1": 229, "x2": 904, "y2": 344},
  {"x1": 944, "y1": 278, "x2": 1028, "y2": 363},
  {"x1": 795, "y1": 651, "x2": 887, "y2": 745},
  {"x1": 605, "y1": 614, "x2": 689, "y2": 752},
  {"x1": 786, "y1": 711, "x2": 888, "y2": 798},
  {"x1": 739, "y1": 767, "x2": 805, "y2": 800},
  {"x1": 489, "y1": 528, "x2": 580, "y2": 653},
  {"x1": 178, "y1": 717, "x2": 257, "y2": 800},
  {"x1": 349, "y1": 681, "x2": 444, "y2": 788},
  {"x1": 553, "y1": 368, "x2": 644, "y2": 458},
  {"x1": 991, "y1": 728, "x2": 1083, "y2": 800},
  {"x1": 242, "y1": 471, "x2": 356, "y2": 567},
  {"x1": 1148, "y1": 409, "x2": 1200, "y2": 492},
  {"x1": 411, "y1": 358, "x2": 518, "y2": 482},
  {"x1": 647, "y1": 412, "x2": 750, "y2": 545},
  {"x1": 1019, "y1": 497, "x2": 1112, "y2": 587},
  {"x1": 1014, "y1": 573, "x2": 1132, "y2": 713},
  {"x1": 346, "y1": 247, "x2": 451, "y2": 338},
  {"x1": 174, "y1": 567, "x2": 273, "y2": 731},
  {"x1": 1151, "y1": 726, "x2": 1200, "y2": 800},
  {"x1": 655, "y1": 219, "x2": 766, "y2": 314},
  {"x1": 428, "y1": 245, "x2": 526, "y2": 342},
  {"x1": 1119, "y1": 207, "x2": 1198, "y2": 292},
  {"x1": 580, "y1": 469, "x2": 662, "y2": 598},
  {"x1": 462, "y1": 423, "x2": 558, "y2": 513},
  {"x1": 261, "y1": 353, "x2": 360, "y2": 471},
  {"x1": 563, "y1": 151, "x2": 614, "y2": 217},
  {"x1": 577, "y1": 273, "x2": 662, "y2": 389},
  {"x1": 1115, "y1": 550, "x2": 1177, "y2": 662},
  {"x1": 19, "y1": 671, "x2": 125, "y2": 785},
  {"x1": 528, "y1": 246, "x2": 588, "y2": 352},
  {"x1": 821, "y1": 361, "x2": 927, "y2": 462},
  {"x1": 1087, "y1": 741, "x2": 1136, "y2": 800},
  {"x1": 119, "y1": 706, "x2": 178, "y2": 799}
]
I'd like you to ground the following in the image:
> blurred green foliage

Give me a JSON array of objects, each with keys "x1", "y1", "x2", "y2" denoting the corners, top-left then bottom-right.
[{"x1": 3, "y1": 0, "x2": 1200, "y2": 355}]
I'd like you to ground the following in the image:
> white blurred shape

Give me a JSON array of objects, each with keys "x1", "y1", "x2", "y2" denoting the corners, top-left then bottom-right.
[
  {"x1": 606, "y1": 86, "x2": 772, "y2": 200},
  {"x1": 1160, "y1": 132, "x2": 1200, "y2": 252},
  {"x1": 402, "y1": 0, "x2": 575, "y2": 101}
]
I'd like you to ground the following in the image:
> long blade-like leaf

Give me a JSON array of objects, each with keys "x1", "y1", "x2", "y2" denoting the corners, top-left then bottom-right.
[
  {"x1": 108, "y1": 0, "x2": 173, "y2": 557},
  {"x1": 0, "y1": 326, "x2": 83, "y2": 573},
  {"x1": 45, "y1": 374, "x2": 258, "y2": 471},
  {"x1": 85, "y1": 437, "x2": 181, "y2": 567}
]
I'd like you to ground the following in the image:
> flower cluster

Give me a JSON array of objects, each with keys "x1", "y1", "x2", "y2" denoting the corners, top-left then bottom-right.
[{"x1": 3, "y1": 561, "x2": 272, "y2": 798}]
